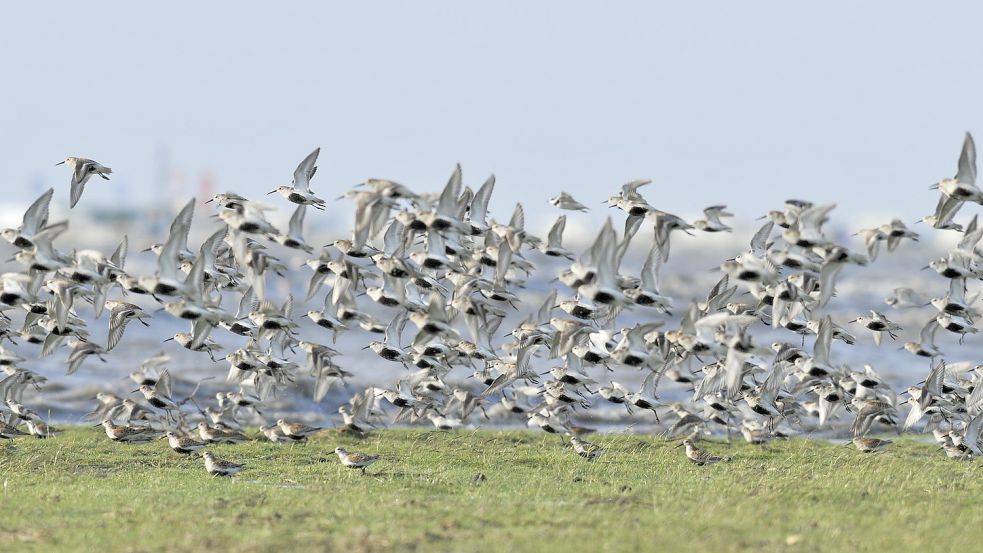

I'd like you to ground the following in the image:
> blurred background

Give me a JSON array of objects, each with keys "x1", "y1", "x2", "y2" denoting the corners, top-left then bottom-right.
[{"x1": 3, "y1": 1, "x2": 983, "y2": 233}]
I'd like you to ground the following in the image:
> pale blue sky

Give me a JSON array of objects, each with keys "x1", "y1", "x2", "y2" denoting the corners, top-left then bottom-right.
[{"x1": 1, "y1": 2, "x2": 981, "y2": 226}]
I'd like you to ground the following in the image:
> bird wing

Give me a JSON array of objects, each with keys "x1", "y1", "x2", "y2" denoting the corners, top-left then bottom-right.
[
  {"x1": 22, "y1": 188, "x2": 54, "y2": 234},
  {"x1": 957, "y1": 132, "x2": 977, "y2": 185},
  {"x1": 292, "y1": 147, "x2": 320, "y2": 191},
  {"x1": 469, "y1": 174, "x2": 496, "y2": 227}
]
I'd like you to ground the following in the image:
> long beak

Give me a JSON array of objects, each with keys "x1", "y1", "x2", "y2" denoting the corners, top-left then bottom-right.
[
  {"x1": 266, "y1": 190, "x2": 277, "y2": 195},
  {"x1": 55, "y1": 161, "x2": 65, "y2": 166},
  {"x1": 130, "y1": 388, "x2": 140, "y2": 393},
  {"x1": 205, "y1": 198, "x2": 214, "y2": 204},
  {"x1": 673, "y1": 442, "x2": 684, "y2": 449},
  {"x1": 162, "y1": 337, "x2": 175, "y2": 342},
  {"x1": 360, "y1": 345, "x2": 370, "y2": 350}
]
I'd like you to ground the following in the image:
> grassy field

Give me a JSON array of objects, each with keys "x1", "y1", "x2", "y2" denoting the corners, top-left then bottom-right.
[{"x1": 1, "y1": 429, "x2": 982, "y2": 553}]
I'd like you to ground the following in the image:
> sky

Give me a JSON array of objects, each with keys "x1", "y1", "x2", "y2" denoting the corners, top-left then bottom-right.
[{"x1": 2, "y1": 2, "x2": 982, "y2": 229}]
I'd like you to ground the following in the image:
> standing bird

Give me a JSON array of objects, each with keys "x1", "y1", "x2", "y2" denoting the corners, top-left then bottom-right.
[
  {"x1": 676, "y1": 439, "x2": 730, "y2": 465},
  {"x1": 569, "y1": 435, "x2": 606, "y2": 461},
  {"x1": 334, "y1": 446, "x2": 381, "y2": 474},
  {"x1": 852, "y1": 436, "x2": 892, "y2": 453},
  {"x1": 165, "y1": 431, "x2": 207, "y2": 455},
  {"x1": 56, "y1": 157, "x2": 112, "y2": 208},
  {"x1": 202, "y1": 451, "x2": 244, "y2": 477}
]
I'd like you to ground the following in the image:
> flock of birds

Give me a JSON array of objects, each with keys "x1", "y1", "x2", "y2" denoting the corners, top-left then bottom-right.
[{"x1": 3, "y1": 133, "x2": 983, "y2": 476}]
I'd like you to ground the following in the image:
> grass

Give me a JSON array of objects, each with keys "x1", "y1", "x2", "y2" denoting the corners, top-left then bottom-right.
[{"x1": 1, "y1": 429, "x2": 982, "y2": 553}]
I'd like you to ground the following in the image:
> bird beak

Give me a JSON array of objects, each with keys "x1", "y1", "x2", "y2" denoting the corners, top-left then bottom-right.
[
  {"x1": 162, "y1": 337, "x2": 175, "y2": 343},
  {"x1": 266, "y1": 190, "x2": 277, "y2": 195},
  {"x1": 130, "y1": 388, "x2": 140, "y2": 393},
  {"x1": 673, "y1": 442, "x2": 684, "y2": 449},
  {"x1": 55, "y1": 161, "x2": 65, "y2": 166},
  {"x1": 360, "y1": 345, "x2": 370, "y2": 350},
  {"x1": 205, "y1": 198, "x2": 214, "y2": 204}
]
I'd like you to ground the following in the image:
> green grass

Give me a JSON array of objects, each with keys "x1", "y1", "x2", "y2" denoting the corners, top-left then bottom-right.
[{"x1": 1, "y1": 429, "x2": 981, "y2": 553}]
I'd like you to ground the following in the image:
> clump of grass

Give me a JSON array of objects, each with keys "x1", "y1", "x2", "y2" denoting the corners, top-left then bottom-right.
[{"x1": 0, "y1": 429, "x2": 981, "y2": 553}]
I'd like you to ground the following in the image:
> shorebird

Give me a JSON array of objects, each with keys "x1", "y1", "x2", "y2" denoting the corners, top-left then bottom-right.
[
  {"x1": 268, "y1": 147, "x2": 326, "y2": 209},
  {"x1": 56, "y1": 157, "x2": 112, "y2": 208},
  {"x1": 549, "y1": 192, "x2": 589, "y2": 212},
  {"x1": 276, "y1": 418, "x2": 322, "y2": 440},
  {"x1": 693, "y1": 205, "x2": 733, "y2": 233},
  {"x1": 100, "y1": 419, "x2": 159, "y2": 444},
  {"x1": 260, "y1": 424, "x2": 305, "y2": 444},
  {"x1": 334, "y1": 446, "x2": 381, "y2": 474},
  {"x1": 202, "y1": 451, "x2": 244, "y2": 477},
  {"x1": 851, "y1": 436, "x2": 892, "y2": 453},
  {"x1": 25, "y1": 419, "x2": 61, "y2": 438},
  {"x1": 165, "y1": 431, "x2": 207, "y2": 454},
  {"x1": 569, "y1": 435, "x2": 606, "y2": 461},
  {"x1": 197, "y1": 422, "x2": 249, "y2": 444},
  {"x1": 850, "y1": 311, "x2": 902, "y2": 346},
  {"x1": 676, "y1": 439, "x2": 730, "y2": 465}
]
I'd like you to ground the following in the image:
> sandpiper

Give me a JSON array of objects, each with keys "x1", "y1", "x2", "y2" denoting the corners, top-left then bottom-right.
[
  {"x1": 100, "y1": 419, "x2": 160, "y2": 444},
  {"x1": 165, "y1": 431, "x2": 207, "y2": 454},
  {"x1": 569, "y1": 435, "x2": 606, "y2": 461},
  {"x1": 197, "y1": 422, "x2": 250, "y2": 444},
  {"x1": 260, "y1": 424, "x2": 306, "y2": 444},
  {"x1": 676, "y1": 439, "x2": 730, "y2": 465},
  {"x1": 56, "y1": 156, "x2": 112, "y2": 208},
  {"x1": 202, "y1": 451, "x2": 244, "y2": 477},
  {"x1": 334, "y1": 446, "x2": 381, "y2": 474},
  {"x1": 25, "y1": 419, "x2": 61, "y2": 438},
  {"x1": 276, "y1": 419, "x2": 322, "y2": 440},
  {"x1": 852, "y1": 436, "x2": 893, "y2": 453}
]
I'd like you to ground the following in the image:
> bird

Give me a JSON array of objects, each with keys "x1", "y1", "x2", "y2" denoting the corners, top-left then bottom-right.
[
  {"x1": 676, "y1": 439, "x2": 730, "y2": 465},
  {"x1": 693, "y1": 205, "x2": 733, "y2": 233},
  {"x1": 197, "y1": 422, "x2": 250, "y2": 444},
  {"x1": 100, "y1": 419, "x2": 160, "y2": 444},
  {"x1": 851, "y1": 436, "x2": 892, "y2": 453},
  {"x1": 165, "y1": 431, "x2": 207, "y2": 454},
  {"x1": 56, "y1": 157, "x2": 112, "y2": 208},
  {"x1": 549, "y1": 192, "x2": 589, "y2": 212},
  {"x1": 268, "y1": 148, "x2": 326, "y2": 209},
  {"x1": 276, "y1": 419, "x2": 322, "y2": 440},
  {"x1": 569, "y1": 435, "x2": 606, "y2": 461},
  {"x1": 10, "y1": 128, "x2": 983, "y2": 492},
  {"x1": 202, "y1": 451, "x2": 244, "y2": 477},
  {"x1": 334, "y1": 446, "x2": 381, "y2": 474}
]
